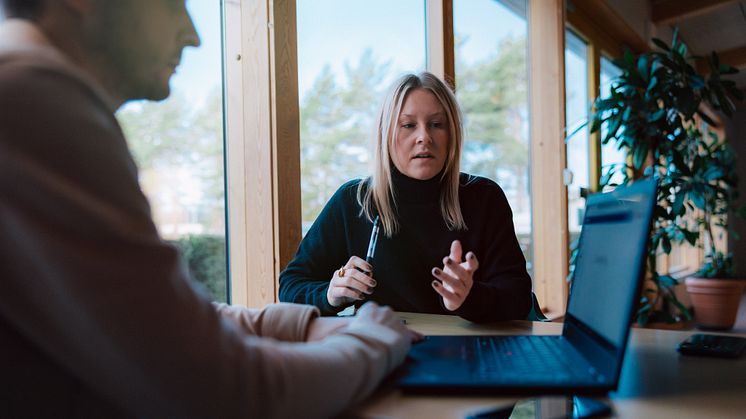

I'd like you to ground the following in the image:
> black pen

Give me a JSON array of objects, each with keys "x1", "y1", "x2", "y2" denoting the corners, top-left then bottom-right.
[{"x1": 355, "y1": 216, "x2": 379, "y2": 311}]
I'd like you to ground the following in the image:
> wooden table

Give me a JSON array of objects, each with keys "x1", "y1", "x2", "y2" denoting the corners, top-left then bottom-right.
[{"x1": 348, "y1": 312, "x2": 746, "y2": 418}]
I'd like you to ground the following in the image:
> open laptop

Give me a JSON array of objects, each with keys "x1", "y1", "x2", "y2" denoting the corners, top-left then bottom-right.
[{"x1": 397, "y1": 177, "x2": 657, "y2": 395}]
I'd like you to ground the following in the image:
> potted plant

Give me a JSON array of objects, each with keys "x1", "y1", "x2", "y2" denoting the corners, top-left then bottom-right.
[
  {"x1": 589, "y1": 29, "x2": 743, "y2": 327},
  {"x1": 682, "y1": 129, "x2": 746, "y2": 329}
]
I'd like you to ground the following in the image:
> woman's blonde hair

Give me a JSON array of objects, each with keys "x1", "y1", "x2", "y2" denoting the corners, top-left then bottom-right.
[{"x1": 357, "y1": 71, "x2": 466, "y2": 237}]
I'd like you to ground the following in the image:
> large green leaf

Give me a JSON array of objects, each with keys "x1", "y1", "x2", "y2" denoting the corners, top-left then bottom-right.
[
  {"x1": 652, "y1": 38, "x2": 670, "y2": 52},
  {"x1": 622, "y1": 105, "x2": 632, "y2": 122},
  {"x1": 590, "y1": 117, "x2": 602, "y2": 134},
  {"x1": 703, "y1": 166, "x2": 725, "y2": 181},
  {"x1": 672, "y1": 190, "x2": 686, "y2": 216},
  {"x1": 595, "y1": 97, "x2": 620, "y2": 112},
  {"x1": 661, "y1": 234, "x2": 672, "y2": 254},
  {"x1": 683, "y1": 229, "x2": 699, "y2": 246},
  {"x1": 647, "y1": 76, "x2": 658, "y2": 91},
  {"x1": 605, "y1": 114, "x2": 622, "y2": 141},
  {"x1": 696, "y1": 109, "x2": 717, "y2": 126},
  {"x1": 632, "y1": 143, "x2": 648, "y2": 170},
  {"x1": 648, "y1": 108, "x2": 665, "y2": 122},
  {"x1": 624, "y1": 50, "x2": 635, "y2": 67},
  {"x1": 691, "y1": 187, "x2": 706, "y2": 209},
  {"x1": 688, "y1": 74, "x2": 705, "y2": 89},
  {"x1": 637, "y1": 55, "x2": 649, "y2": 82}
]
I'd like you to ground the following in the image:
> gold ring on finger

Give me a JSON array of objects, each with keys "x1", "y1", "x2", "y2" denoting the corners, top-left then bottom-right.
[{"x1": 338, "y1": 267, "x2": 345, "y2": 277}]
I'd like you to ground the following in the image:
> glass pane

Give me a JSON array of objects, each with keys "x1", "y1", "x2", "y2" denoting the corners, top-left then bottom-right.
[
  {"x1": 564, "y1": 30, "x2": 589, "y2": 239},
  {"x1": 297, "y1": 0, "x2": 426, "y2": 233},
  {"x1": 454, "y1": 0, "x2": 532, "y2": 272},
  {"x1": 600, "y1": 56, "x2": 626, "y2": 186},
  {"x1": 117, "y1": 1, "x2": 227, "y2": 302}
]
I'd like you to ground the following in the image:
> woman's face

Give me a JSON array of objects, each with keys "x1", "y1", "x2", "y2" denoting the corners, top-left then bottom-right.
[{"x1": 390, "y1": 88, "x2": 450, "y2": 180}]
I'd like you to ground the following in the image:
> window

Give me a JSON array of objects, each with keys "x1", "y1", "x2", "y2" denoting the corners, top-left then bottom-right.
[
  {"x1": 296, "y1": 0, "x2": 426, "y2": 233},
  {"x1": 564, "y1": 29, "x2": 589, "y2": 241},
  {"x1": 225, "y1": 0, "x2": 585, "y2": 313},
  {"x1": 453, "y1": 0, "x2": 531, "y2": 271},
  {"x1": 599, "y1": 56, "x2": 625, "y2": 186},
  {"x1": 118, "y1": 1, "x2": 227, "y2": 302}
]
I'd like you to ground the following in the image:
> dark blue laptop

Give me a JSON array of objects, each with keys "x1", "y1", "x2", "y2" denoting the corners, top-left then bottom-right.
[{"x1": 397, "y1": 177, "x2": 657, "y2": 394}]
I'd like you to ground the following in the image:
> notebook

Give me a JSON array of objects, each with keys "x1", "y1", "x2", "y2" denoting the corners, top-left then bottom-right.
[{"x1": 396, "y1": 177, "x2": 657, "y2": 394}]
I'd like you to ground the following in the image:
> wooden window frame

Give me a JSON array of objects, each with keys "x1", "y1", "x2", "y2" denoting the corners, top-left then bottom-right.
[
  {"x1": 224, "y1": 0, "x2": 301, "y2": 307},
  {"x1": 222, "y1": 0, "x2": 575, "y2": 317}
]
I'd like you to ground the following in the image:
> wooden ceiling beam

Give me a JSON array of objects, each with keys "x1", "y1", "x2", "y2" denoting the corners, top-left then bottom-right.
[
  {"x1": 652, "y1": 0, "x2": 738, "y2": 26},
  {"x1": 570, "y1": 0, "x2": 648, "y2": 54}
]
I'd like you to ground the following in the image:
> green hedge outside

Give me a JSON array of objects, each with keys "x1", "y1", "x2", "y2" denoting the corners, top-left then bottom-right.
[{"x1": 169, "y1": 235, "x2": 228, "y2": 303}]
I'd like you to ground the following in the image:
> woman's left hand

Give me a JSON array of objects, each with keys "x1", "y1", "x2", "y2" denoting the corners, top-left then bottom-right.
[{"x1": 431, "y1": 240, "x2": 479, "y2": 311}]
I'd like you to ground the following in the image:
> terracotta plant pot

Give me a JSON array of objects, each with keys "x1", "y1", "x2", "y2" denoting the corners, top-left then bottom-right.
[{"x1": 684, "y1": 277, "x2": 746, "y2": 330}]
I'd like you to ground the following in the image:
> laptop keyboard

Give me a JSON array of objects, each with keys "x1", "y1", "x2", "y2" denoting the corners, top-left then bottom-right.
[{"x1": 472, "y1": 335, "x2": 594, "y2": 382}]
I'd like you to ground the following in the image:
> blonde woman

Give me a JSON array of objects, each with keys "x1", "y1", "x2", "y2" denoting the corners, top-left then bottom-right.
[{"x1": 279, "y1": 72, "x2": 531, "y2": 323}]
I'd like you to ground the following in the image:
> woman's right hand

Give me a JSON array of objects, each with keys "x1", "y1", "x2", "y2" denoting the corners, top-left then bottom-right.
[{"x1": 327, "y1": 256, "x2": 376, "y2": 307}]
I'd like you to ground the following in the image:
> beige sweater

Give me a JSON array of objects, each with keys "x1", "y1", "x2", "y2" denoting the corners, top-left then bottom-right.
[{"x1": 0, "y1": 20, "x2": 408, "y2": 418}]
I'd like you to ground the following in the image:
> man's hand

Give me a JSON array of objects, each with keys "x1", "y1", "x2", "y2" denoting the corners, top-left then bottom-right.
[{"x1": 349, "y1": 302, "x2": 423, "y2": 343}]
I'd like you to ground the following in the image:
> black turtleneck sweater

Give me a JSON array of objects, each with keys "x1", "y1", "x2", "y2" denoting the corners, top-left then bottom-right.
[{"x1": 278, "y1": 171, "x2": 532, "y2": 323}]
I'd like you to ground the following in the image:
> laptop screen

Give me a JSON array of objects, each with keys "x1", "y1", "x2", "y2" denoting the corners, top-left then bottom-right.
[{"x1": 565, "y1": 181, "x2": 654, "y2": 347}]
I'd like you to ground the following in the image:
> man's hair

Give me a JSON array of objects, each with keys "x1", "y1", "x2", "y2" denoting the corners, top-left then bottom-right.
[{"x1": 1, "y1": 0, "x2": 44, "y2": 19}]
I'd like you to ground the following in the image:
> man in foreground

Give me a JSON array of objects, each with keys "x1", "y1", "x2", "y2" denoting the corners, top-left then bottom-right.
[{"x1": 0, "y1": 1, "x2": 417, "y2": 417}]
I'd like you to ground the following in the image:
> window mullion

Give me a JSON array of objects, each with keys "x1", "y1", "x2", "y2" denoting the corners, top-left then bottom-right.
[
  {"x1": 529, "y1": 0, "x2": 569, "y2": 317},
  {"x1": 426, "y1": 0, "x2": 455, "y2": 88}
]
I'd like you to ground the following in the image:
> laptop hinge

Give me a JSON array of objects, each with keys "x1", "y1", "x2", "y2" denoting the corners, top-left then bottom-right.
[{"x1": 563, "y1": 314, "x2": 619, "y2": 380}]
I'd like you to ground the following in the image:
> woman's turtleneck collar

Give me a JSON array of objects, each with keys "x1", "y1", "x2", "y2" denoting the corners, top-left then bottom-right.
[{"x1": 391, "y1": 166, "x2": 443, "y2": 204}]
